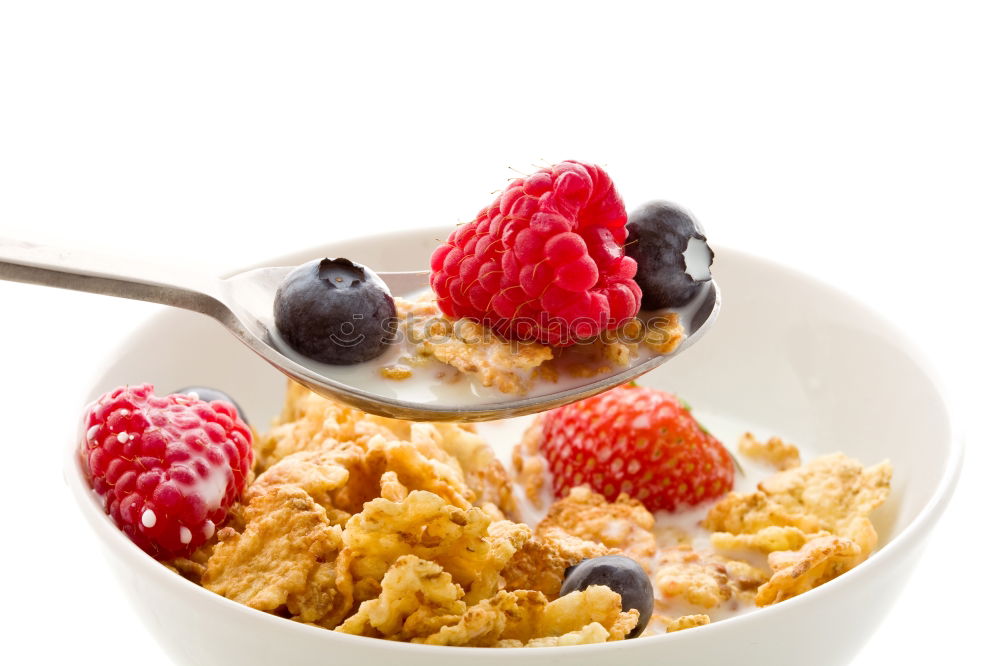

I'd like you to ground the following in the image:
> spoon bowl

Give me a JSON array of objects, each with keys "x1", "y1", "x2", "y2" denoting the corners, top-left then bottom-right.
[{"x1": 0, "y1": 237, "x2": 719, "y2": 421}]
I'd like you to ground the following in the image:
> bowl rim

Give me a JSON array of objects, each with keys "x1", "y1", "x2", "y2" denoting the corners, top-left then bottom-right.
[{"x1": 65, "y1": 227, "x2": 965, "y2": 656}]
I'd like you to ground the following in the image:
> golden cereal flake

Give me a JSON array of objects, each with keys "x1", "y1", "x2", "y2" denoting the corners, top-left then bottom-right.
[
  {"x1": 556, "y1": 337, "x2": 635, "y2": 378},
  {"x1": 286, "y1": 551, "x2": 355, "y2": 628},
  {"x1": 653, "y1": 545, "x2": 768, "y2": 609},
  {"x1": 474, "y1": 502, "x2": 506, "y2": 522},
  {"x1": 642, "y1": 312, "x2": 685, "y2": 354},
  {"x1": 342, "y1": 490, "x2": 530, "y2": 605},
  {"x1": 650, "y1": 613, "x2": 711, "y2": 633},
  {"x1": 501, "y1": 529, "x2": 613, "y2": 600},
  {"x1": 163, "y1": 524, "x2": 226, "y2": 585},
  {"x1": 737, "y1": 432, "x2": 801, "y2": 470},
  {"x1": 710, "y1": 525, "x2": 810, "y2": 554},
  {"x1": 406, "y1": 422, "x2": 466, "y2": 467},
  {"x1": 415, "y1": 589, "x2": 548, "y2": 647},
  {"x1": 540, "y1": 586, "x2": 638, "y2": 641},
  {"x1": 537, "y1": 486, "x2": 656, "y2": 563},
  {"x1": 337, "y1": 555, "x2": 466, "y2": 640},
  {"x1": 378, "y1": 470, "x2": 409, "y2": 501},
  {"x1": 259, "y1": 383, "x2": 515, "y2": 516},
  {"x1": 755, "y1": 535, "x2": 863, "y2": 606},
  {"x1": 261, "y1": 383, "x2": 451, "y2": 462},
  {"x1": 500, "y1": 622, "x2": 612, "y2": 647},
  {"x1": 203, "y1": 486, "x2": 348, "y2": 626},
  {"x1": 255, "y1": 385, "x2": 399, "y2": 470},
  {"x1": 668, "y1": 614, "x2": 711, "y2": 632},
  {"x1": 245, "y1": 446, "x2": 363, "y2": 524},
  {"x1": 379, "y1": 364, "x2": 413, "y2": 380},
  {"x1": 394, "y1": 293, "x2": 440, "y2": 317},
  {"x1": 250, "y1": 430, "x2": 482, "y2": 519},
  {"x1": 367, "y1": 437, "x2": 476, "y2": 510},
  {"x1": 396, "y1": 297, "x2": 553, "y2": 395},
  {"x1": 164, "y1": 556, "x2": 207, "y2": 584},
  {"x1": 564, "y1": 314, "x2": 686, "y2": 369},
  {"x1": 427, "y1": 422, "x2": 519, "y2": 518},
  {"x1": 511, "y1": 417, "x2": 548, "y2": 509},
  {"x1": 704, "y1": 453, "x2": 892, "y2": 558},
  {"x1": 415, "y1": 586, "x2": 636, "y2": 647}
]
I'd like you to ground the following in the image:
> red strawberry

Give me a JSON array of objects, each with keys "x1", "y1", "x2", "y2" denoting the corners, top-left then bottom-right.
[
  {"x1": 429, "y1": 160, "x2": 641, "y2": 346},
  {"x1": 539, "y1": 385, "x2": 734, "y2": 511}
]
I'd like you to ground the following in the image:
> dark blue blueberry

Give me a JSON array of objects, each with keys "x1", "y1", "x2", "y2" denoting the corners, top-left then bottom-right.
[
  {"x1": 273, "y1": 258, "x2": 397, "y2": 365},
  {"x1": 625, "y1": 201, "x2": 714, "y2": 309},
  {"x1": 560, "y1": 555, "x2": 653, "y2": 638},
  {"x1": 174, "y1": 386, "x2": 248, "y2": 424}
]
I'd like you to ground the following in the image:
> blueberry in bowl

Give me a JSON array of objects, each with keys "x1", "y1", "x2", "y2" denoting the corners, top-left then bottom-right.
[
  {"x1": 173, "y1": 385, "x2": 248, "y2": 423},
  {"x1": 273, "y1": 258, "x2": 397, "y2": 365},
  {"x1": 561, "y1": 555, "x2": 654, "y2": 638}
]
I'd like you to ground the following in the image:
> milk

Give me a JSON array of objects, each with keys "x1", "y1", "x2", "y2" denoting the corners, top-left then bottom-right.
[{"x1": 270, "y1": 285, "x2": 713, "y2": 408}]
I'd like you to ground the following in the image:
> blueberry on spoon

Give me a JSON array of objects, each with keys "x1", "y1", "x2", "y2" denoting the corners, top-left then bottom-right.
[
  {"x1": 274, "y1": 258, "x2": 397, "y2": 365},
  {"x1": 625, "y1": 201, "x2": 714, "y2": 309},
  {"x1": 560, "y1": 555, "x2": 654, "y2": 638}
]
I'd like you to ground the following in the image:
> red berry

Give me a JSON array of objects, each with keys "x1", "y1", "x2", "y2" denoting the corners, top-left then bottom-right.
[
  {"x1": 81, "y1": 384, "x2": 253, "y2": 559},
  {"x1": 538, "y1": 385, "x2": 734, "y2": 512},
  {"x1": 429, "y1": 161, "x2": 642, "y2": 346}
]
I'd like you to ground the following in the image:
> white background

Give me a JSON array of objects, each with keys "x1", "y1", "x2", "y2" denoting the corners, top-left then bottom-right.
[{"x1": 1, "y1": 1, "x2": 997, "y2": 664}]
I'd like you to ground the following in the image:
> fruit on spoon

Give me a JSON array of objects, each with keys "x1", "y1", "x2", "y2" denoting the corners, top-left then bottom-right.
[
  {"x1": 430, "y1": 161, "x2": 642, "y2": 346},
  {"x1": 273, "y1": 257, "x2": 397, "y2": 365},
  {"x1": 625, "y1": 201, "x2": 714, "y2": 310}
]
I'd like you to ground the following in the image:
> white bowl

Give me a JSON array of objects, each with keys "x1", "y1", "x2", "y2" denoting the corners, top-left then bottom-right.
[{"x1": 66, "y1": 227, "x2": 962, "y2": 666}]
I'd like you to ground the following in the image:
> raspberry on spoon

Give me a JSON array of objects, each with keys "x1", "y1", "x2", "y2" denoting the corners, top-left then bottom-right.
[{"x1": 430, "y1": 161, "x2": 642, "y2": 346}]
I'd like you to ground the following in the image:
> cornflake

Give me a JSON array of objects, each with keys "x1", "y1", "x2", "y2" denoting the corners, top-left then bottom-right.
[
  {"x1": 736, "y1": 432, "x2": 801, "y2": 470},
  {"x1": 511, "y1": 417, "x2": 548, "y2": 509},
  {"x1": 394, "y1": 297, "x2": 553, "y2": 395},
  {"x1": 424, "y1": 422, "x2": 519, "y2": 518},
  {"x1": 254, "y1": 383, "x2": 514, "y2": 518},
  {"x1": 501, "y1": 530, "x2": 612, "y2": 600},
  {"x1": 653, "y1": 545, "x2": 768, "y2": 608},
  {"x1": 337, "y1": 555, "x2": 465, "y2": 640},
  {"x1": 203, "y1": 486, "x2": 351, "y2": 628},
  {"x1": 705, "y1": 453, "x2": 891, "y2": 606},
  {"x1": 755, "y1": 535, "x2": 862, "y2": 605},
  {"x1": 414, "y1": 585, "x2": 638, "y2": 647},
  {"x1": 246, "y1": 446, "x2": 361, "y2": 524},
  {"x1": 342, "y1": 490, "x2": 529, "y2": 605},
  {"x1": 649, "y1": 613, "x2": 712, "y2": 633},
  {"x1": 705, "y1": 453, "x2": 891, "y2": 558},
  {"x1": 537, "y1": 486, "x2": 656, "y2": 563}
]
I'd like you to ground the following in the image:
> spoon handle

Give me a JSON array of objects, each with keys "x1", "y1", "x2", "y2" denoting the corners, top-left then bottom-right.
[{"x1": 0, "y1": 237, "x2": 223, "y2": 316}]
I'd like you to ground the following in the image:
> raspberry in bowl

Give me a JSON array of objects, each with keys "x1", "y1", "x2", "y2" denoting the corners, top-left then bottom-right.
[
  {"x1": 66, "y1": 224, "x2": 960, "y2": 666},
  {"x1": 81, "y1": 384, "x2": 253, "y2": 558}
]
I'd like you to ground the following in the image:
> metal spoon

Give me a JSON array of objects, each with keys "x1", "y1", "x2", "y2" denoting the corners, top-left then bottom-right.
[{"x1": 0, "y1": 238, "x2": 719, "y2": 421}]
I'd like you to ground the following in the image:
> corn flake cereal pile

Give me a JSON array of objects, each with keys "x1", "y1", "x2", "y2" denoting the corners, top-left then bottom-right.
[
  {"x1": 166, "y1": 382, "x2": 892, "y2": 647},
  {"x1": 170, "y1": 383, "x2": 637, "y2": 646}
]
